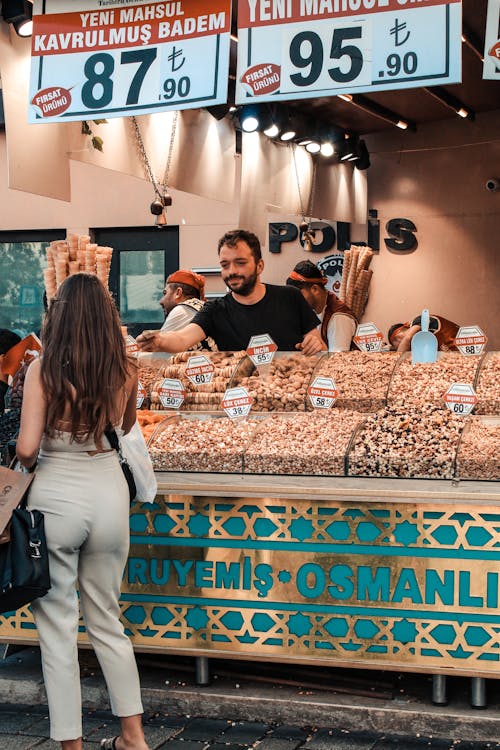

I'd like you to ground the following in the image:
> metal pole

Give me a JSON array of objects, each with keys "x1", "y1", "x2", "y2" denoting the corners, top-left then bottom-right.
[
  {"x1": 195, "y1": 656, "x2": 210, "y2": 686},
  {"x1": 432, "y1": 674, "x2": 447, "y2": 705},
  {"x1": 470, "y1": 677, "x2": 487, "y2": 709}
]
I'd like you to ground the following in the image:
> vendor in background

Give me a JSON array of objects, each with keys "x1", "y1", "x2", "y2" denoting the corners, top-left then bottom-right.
[
  {"x1": 388, "y1": 314, "x2": 459, "y2": 352},
  {"x1": 158, "y1": 269, "x2": 216, "y2": 351},
  {"x1": 0, "y1": 329, "x2": 21, "y2": 414},
  {"x1": 137, "y1": 229, "x2": 325, "y2": 355},
  {"x1": 286, "y1": 260, "x2": 357, "y2": 352}
]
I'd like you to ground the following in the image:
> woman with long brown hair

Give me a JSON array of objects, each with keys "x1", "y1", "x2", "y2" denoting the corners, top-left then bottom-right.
[{"x1": 16, "y1": 273, "x2": 149, "y2": 750}]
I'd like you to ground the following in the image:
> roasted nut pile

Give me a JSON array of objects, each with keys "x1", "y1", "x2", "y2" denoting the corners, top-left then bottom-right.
[
  {"x1": 148, "y1": 416, "x2": 259, "y2": 472},
  {"x1": 475, "y1": 353, "x2": 500, "y2": 415},
  {"x1": 150, "y1": 351, "x2": 249, "y2": 411},
  {"x1": 234, "y1": 353, "x2": 320, "y2": 411},
  {"x1": 136, "y1": 410, "x2": 169, "y2": 443},
  {"x1": 348, "y1": 404, "x2": 466, "y2": 479},
  {"x1": 244, "y1": 410, "x2": 362, "y2": 475},
  {"x1": 311, "y1": 351, "x2": 400, "y2": 411},
  {"x1": 455, "y1": 417, "x2": 500, "y2": 481},
  {"x1": 138, "y1": 364, "x2": 163, "y2": 398},
  {"x1": 388, "y1": 353, "x2": 481, "y2": 407}
]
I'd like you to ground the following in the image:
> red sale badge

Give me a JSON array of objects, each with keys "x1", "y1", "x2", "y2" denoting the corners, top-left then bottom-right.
[
  {"x1": 489, "y1": 39, "x2": 500, "y2": 71},
  {"x1": 240, "y1": 63, "x2": 281, "y2": 96},
  {"x1": 31, "y1": 86, "x2": 72, "y2": 117}
]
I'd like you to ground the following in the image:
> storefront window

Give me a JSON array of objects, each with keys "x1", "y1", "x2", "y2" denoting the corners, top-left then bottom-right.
[
  {"x1": 119, "y1": 249, "x2": 164, "y2": 327},
  {"x1": 0, "y1": 231, "x2": 65, "y2": 337}
]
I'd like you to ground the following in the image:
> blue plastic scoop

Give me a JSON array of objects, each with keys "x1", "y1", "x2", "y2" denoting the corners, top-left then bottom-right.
[{"x1": 411, "y1": 309, "x2": 438, "y2": 364}]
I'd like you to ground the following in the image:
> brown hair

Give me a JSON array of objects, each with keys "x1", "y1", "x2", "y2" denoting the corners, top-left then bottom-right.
[
  {"x1": 217, "y1": 229, "x2": 262, "y2": 262},
  {"x1": 41, "y1": 273, "x2": 131, "y2": 445}
]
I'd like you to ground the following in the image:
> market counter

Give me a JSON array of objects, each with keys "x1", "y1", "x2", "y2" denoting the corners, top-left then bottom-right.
[{"x1": 1, "y1": 472, "x2": 500, "y2": 679}]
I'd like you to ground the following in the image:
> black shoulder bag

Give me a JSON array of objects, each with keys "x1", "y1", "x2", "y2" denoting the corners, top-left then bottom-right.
[
  {"x1": 104, "y1": 429, "x2": 137, "y2": 502},
  {"x1": 0, "y1": 463, "x2": 51, "y2": 615}
]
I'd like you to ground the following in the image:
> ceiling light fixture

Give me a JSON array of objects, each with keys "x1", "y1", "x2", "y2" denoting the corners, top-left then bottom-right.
[
  {"x1": 461, "y1": 22, "x2": 485, "y2": 63},
  {"x1": 1, "y1": 0, "x2": 33, "y2": 37},
  {"x1": 320, "y1": 142, "x2": 335, "y2": 157},
  {"x1": 423, "y1": 86, "x2": 475, "y2": 120},
  {"x1": 338, "y1": 92, "x2": 415, "y2": 131},
  {"x1": 239, "y1": 105, "x2": 260, "y2": 132},
  {"x1": 263, "y1": 123, "x2": 280, "y2": 137},
  {"x1": 305, "y1": 141, "x2": 321, "y2": 154},
  {"x1": 338, "y1": 137, "x2": 356, "y2": 161}
]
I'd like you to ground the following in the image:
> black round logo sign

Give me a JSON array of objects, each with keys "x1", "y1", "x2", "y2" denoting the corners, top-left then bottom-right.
[{"x1": 316, "y1": 254, "x2": 344, "y2": 296}]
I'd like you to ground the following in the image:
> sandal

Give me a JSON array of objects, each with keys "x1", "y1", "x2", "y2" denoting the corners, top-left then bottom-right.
[{"x1": 100, "y1": 739, "x2": 118, "y2": 749}]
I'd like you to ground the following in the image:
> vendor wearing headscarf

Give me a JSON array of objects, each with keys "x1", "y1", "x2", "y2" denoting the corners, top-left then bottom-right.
[
  {"x1": 158, "y1": 269, "x2": 216, "y2": 350},
  {"x1": 286, "y1": 260, "x2": 357, "y2": 351}
]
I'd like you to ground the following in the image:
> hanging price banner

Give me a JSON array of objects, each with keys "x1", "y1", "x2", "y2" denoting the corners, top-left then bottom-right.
[
  {"x1": 29, "y1": 0, "x2": 232, "y2": 123},
  {"x1": 158, "y1": 378, "x2": 185, "y2": 409},
  {"x1": 443, "y1": 382, "x2": 478, "y2": 416},
  {"x1": 236, "y1": 0, "x2": 461, "y2": 104},
  {"x1": 308, "y1": 376, "x2": 338, "y2": 409},
  {"x1": 454, "y1": 326, "x2": 488, "y2": 356},
  {"x1": 353, "y1": 323, "x2": 384, "y2": 353},
  {"x1": 185, "y1": 354, "x2": 215, "y2": 386},
  {"x1": 221, "y1": 386, "x2": 253, "y2": 419},
  {"x1": 247, "y1": 334, "x2": 278, "y2": 366},
  {"x1": 136, "y1": 380, "x2": 147, "y2": 409}
]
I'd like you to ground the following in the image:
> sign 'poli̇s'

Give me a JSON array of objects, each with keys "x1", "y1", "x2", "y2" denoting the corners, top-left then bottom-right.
[
  {"x1": 29, "y1": 0, "x2": 232, "y2": 123},
  {"x1": 236, "y1": 0, "x2": 462, "y2": 104}
]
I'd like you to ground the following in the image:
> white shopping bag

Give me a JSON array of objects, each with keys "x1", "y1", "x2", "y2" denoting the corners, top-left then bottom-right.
[{"x1": 118, "y1": 421, "x2": 157, "y2": 503}]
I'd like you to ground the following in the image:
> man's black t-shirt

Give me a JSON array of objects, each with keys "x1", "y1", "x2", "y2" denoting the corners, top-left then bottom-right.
[{"x1": 192, "y1": 284, "x2": 320, "y2": 351}]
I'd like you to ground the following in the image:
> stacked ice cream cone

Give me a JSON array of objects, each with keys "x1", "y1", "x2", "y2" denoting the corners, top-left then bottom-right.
[
  {"x1": 44, "y1": 234, "x2": 114, "y2": 300},
  {"x1": 339, "y1": 245, "x2": 374, "y2": 321}
]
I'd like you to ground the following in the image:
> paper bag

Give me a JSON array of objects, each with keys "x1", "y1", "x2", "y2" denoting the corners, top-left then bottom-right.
[{"x1": 0, "y1": 466, "x2": 35, "y2": 544}]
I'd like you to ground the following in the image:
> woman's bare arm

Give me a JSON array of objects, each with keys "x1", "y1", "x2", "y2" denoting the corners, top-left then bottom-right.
[
  {"x1": 121, "y1": 365, "x2": 138, "y2": 435},
  {"x1": 16, "y1": 358, "x2": 47, "y2": 468}
]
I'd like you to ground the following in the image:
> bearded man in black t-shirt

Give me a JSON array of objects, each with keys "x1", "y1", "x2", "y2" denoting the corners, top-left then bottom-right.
[{"x1": 137, "y1": 230, "x2": 325, "y2": 355}]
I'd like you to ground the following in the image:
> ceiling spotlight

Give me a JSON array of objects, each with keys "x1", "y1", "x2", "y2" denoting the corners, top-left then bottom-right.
[
  {"x1": 337, "y1": 93, "x2": 353, "y2": 102},
  {"x1": 353, "y1": 139, "x2": 370, "y2": 171},
  {"x1": 305, "y1": 141, "x2": 321, "y2": 154},
  {"x1": 339, "y1": 137, "x2": 356, "y2": 161},
  {"x1": 2, "y1": 0, "x2": 33, "y2": 37},
  {"x1": 320, "y1": 142, "x2": 335, "y2": 157},
  {"x1": 240, "y1": 108, "x2": 259, "y2": 132},
  {"x1": 396, "y1": 120, "x2": 409, "y2": 130},
  {"x1": 263, "y1": 123, "x2": 280, "y2": 137},
  {"x1": 280, "y1": 127, "x2": 296, "y2": 141}
]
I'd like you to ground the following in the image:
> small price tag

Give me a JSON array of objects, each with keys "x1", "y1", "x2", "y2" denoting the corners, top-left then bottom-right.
[
  {"x1": 136, "y1": 380, "x2": 147, "y2": 409},
  {"x1": 185, "y1": 354, "x2": 215, "y2": 386},
  {"x1": 158, "y1": 378, "x2": 185, "y2": 410},
  {"x1": 454, "y1": 326, "x2": 488, "y2": 356},
  {"x1": 125, "y1": 334, "x2": 139, "y2": 356},
  {"x1": 353, "y1": 323, "x2": 384, "y2": 353},
  {"x1": 221, "y1": 386, "x2": 253, "y2": 419},
  {"x1": 443, "y1": 382, "x2": 478, "y2": 416},
  {"x1": 247, "y1": 334, "x2": 278, "y2": 366},
  {"x1": 308, "y1": 376, "x2": 338, "y2": 409}
]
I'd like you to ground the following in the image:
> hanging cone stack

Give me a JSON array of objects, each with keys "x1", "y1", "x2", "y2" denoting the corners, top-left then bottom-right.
[
  {"x1": 338, "y1": 245, "x2": 374, "y2": 322},
  {"x1": 44, "y1": 234, "x2": 114, "y2": 301}
]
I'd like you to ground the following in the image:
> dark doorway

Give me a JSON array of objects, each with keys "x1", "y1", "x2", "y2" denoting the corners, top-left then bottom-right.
[{"x1": 92, "y1": 226, "x2": 179, "y2": 337}]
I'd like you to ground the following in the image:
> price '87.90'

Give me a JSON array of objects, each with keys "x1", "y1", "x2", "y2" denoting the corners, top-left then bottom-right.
[
  {"x1": 80, "y1": 49, "x2": 190, "y2": 109},
  {"x1": 288, "y1": 26, "x2": 417, "y2": 87}
]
